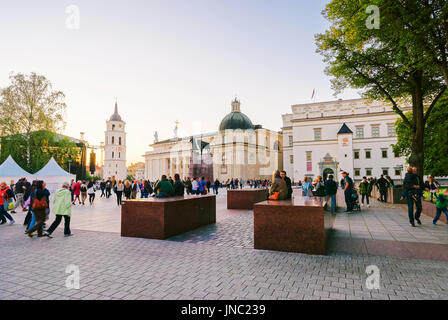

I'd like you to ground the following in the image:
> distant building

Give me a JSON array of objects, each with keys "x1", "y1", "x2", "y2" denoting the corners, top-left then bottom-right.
[
  {"x1": 127, "y1": 162, "x2": 145, "y2": 180},
  {"x1": 144, "y1": 98, "x2": 283, "y2": 182},
  {"x1": 103, "y1": 102, "x2": 127, "y2": 180},
  {"x1": 282, "y1": 98, "x2": 409, "y2": 183}
]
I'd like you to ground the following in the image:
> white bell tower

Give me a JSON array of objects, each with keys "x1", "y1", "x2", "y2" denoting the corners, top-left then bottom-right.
[{"x1": 103, "y1": 101, "x2": 127, "y2": 180}]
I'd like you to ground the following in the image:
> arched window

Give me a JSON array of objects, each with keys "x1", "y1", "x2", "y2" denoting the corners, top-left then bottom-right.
[
  {"x1": 119, "y1": 137, "x2": 122, "y2": 145},
  {"x1": 112, "y1": 136, "x2": 115, "y2": 144},
  {"x1": 112, "y1": 124, "x2": 115, "y2": 130}
]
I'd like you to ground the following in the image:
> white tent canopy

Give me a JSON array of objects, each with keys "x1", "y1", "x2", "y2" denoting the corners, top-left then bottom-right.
[
  {"x1": 0, "y1": 155, "x2": 34, "y2": 183},
  {"x1": 34, "y1": 157, "x2": 76, "y2": 193}
]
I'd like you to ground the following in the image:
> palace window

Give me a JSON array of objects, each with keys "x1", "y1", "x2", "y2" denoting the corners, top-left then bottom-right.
[
  {"x1": 306, "y1": 151, "x2": 312, "y2": 161},
  {"x1": 365, "y1": 150, "x2": 371, "y2": 159},
  {"x1": 119, "y1": 152, "x2": 121, "y2": 159},
  {"x1": 112, "y1": 124, "x2": 115, "y2": 130},
  {"x1": 112, "y1": 152, "x2": 114, "y2": 159},
  {"x1": 387, "y1": 124, "x2": 396, "y2": 137},
  {"x1": 354, "y1": 168, "x2": 361, "y2": 177},
  {"x1": 354, "y1": 150, "x2": 360, "y2": 159},
  {"x1": 289, "y1": 136, "x2": 293, "y2": 147},
  {"x1": 112, "y1": 136, "x2": 115, "y2": 144},
  {"x1": 371, "y1": 125, "x2": 380, "y2": 137},
  {"x1": 290, "y1": 155, "x2": 294, "y2": 164},
  {"x1": 119, "y1": 137, "x2": 122, "y2": 145},
  {"x1": 395, "y1": 168, "x2": 401, "y2": 176},
  {"x1": 355, "y1": 126, "x2": 364, "y2": 139},
  {"x1": 382, "y1": 149, "x2": 388, "y2": 158},
  {"x1": 366, "y1": 168, "x2": 372, "y2": 176},
  {"x1": 314, "y1": 128, "x2": 322, "y2": 141},
  {"x1": 382, "y1": 168, "x2": 389, "y2": 176}
]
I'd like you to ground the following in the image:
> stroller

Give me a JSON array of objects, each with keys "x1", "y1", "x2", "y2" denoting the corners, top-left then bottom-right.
[{"x1": 351, "y1": 188, "x2": 361, "y2": 212}]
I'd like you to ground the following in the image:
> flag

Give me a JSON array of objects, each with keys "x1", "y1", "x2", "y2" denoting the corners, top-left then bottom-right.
[{"x1": 311, "y1": 88, "x2": 315, "y2": 100}]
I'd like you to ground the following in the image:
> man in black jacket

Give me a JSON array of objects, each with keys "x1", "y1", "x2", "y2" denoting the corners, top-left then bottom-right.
[
  {"x1": 280, "y1": 171, "x2": 293, "y2": 199},
  {"x1": 403, "y1": 166, "x2": 423, "y2": 227},
  {"x1": 324, "y1": 175, "x2": 338, "y2": 213},
  {"x1": 376, "y1": 175, "x2": 389, "y2": 202}
]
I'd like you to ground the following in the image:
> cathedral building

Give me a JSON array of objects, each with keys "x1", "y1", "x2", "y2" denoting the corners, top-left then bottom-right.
[
  {"x1": 144, "y1": 98, "x2": 282, "y2": 181},
  {"x1": 103, "y1": 102, "x2": 127, "y2": 179}
]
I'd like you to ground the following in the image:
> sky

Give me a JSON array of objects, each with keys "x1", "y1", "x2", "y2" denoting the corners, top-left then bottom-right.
[{"x1": 0, "y1": 0, "x2": 361, "y2": 165}]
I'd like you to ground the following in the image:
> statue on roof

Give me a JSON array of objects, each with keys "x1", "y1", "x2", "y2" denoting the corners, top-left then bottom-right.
[{"x1": 154, "y1": 131, "x2": 159, "y2": 143}]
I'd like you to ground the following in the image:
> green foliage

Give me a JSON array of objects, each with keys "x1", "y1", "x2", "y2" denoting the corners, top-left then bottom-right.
[
  {"x1": 85, "y1": 170, "x2": 101, "y2": 182},
  {"x1": 315, "y1": 0, "x2": 448, "y2": 177},
  {"x1": 0, "y1": 130, "x2": 79, "y2": 173},
  {"x1": 126, "y1": 175, "x2": 135, "y2": 181},
  {"x1": 394, "y1": 94, "x2": 448, "y2": 176}
]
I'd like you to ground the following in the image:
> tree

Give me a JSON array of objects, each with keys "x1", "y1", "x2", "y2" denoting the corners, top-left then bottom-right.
[
  {"x1": 0, "y1": 130, "x2": 79, "y2": 173},
  {"x1": 315, "y1": 0, "x2": 448, "y2": 179},
  {"x1": 394, "y1": 93, "x2": 448, "y2": 177},
  {"x1": 0, "y1": 73, "x2": 67, "y2": 166}
]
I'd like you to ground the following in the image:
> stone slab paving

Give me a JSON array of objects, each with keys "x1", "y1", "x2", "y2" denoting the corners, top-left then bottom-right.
[{"x1": 0, "y1": 225, "x2": 448, "y2": 300}]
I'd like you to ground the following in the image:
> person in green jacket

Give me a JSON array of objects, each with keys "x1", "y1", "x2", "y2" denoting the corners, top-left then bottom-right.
[
  {"x1": 358, "y1": 176, "x2": 372, "y2": 208},
  {"x1": 44, "y1": 182, "x2": 73, "y2": 238},
  {"x1": 153, "y1": 175, "x2": 175, "y2": 198},
  {"x1": 433, "y1": 189, "x2": 448, "y2": 225}
]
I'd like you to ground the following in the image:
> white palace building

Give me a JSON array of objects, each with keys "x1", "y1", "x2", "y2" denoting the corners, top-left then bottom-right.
[{"x1": 282, "y1": 98, "x2": 410, "y2": 183}]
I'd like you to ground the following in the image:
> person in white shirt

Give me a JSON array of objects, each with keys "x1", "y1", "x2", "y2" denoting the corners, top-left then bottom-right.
[
  {"x1": 191, "y1": 177, "x2": 199, "y2": 195},
  {"x1": 87, "y1": 180, "x2": 96, "y2": 205}
]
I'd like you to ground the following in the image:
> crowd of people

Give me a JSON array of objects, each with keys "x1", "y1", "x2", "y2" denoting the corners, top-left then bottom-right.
[{"x1": 1, "y1": 168, "x2": 446, "y2": 240}]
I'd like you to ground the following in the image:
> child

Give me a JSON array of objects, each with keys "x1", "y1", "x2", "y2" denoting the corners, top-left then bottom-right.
[{"x1": 433, "y1": 189, "x2": 448, "y2": 225}]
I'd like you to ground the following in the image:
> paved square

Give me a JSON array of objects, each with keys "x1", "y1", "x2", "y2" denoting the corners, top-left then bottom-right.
[{"x1": 1, "y1": 189, "x2": 448, "y2": 300}]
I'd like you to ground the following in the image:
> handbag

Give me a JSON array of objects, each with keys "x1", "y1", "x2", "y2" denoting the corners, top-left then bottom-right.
[
  {"x1": 269, "y1": 192, "x2": 280, "y2": 200},
  {"x1": 7, "y1": 201, "x2": 14, "y2": 210},
  {"x1": 32, "y1": 197, "x2": 48, "y2": 210}
]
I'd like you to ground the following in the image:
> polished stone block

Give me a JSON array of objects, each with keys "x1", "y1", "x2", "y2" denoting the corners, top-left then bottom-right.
[
  {"x1": 254, "y1": 197, "x2": 334, "y2": 255},
  {"x1": 121, "y1": 195, "x2": 216, "y2": 239},
  {"x1": 227, "y1": 189, "x2": 269, "y2": 210}
]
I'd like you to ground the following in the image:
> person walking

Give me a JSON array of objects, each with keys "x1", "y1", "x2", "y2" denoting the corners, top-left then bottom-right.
[
  {"x1": 213, "y1": 179, "x2": 220, "y2": 195},
  {"x1": 72, "y1": 180, "x2": 82, "y2": 205},
  {"x1": 123, "y1": 180, "x2": 132, "y2": 200},
  {"x1": 0, "y1": 182, "x2": 15, "y2": 225},
  {"x1": 280, "y1": 171, "x2": 293, "y2": 199},
  {"x1": 433, "y1": 189, "x2": 448, "y2": 225},
  {"x1": 403, "y1": 166, "x2": 423, "y2": 227},
  {"x1": 314, "y1": 175, "x2": 326, "y2": 203},
  {"x1": 301, "y1": 177, "x2": 313, "y2": 197},
  {"x1": 198, "y1": 177, "x2": 208, "y2": 195},
  {"x1": 359, "y1": 176, "x2": 372, "y2": 207},
  {"x1": 191, "y1": 178, "x2": 199, "y2": 195},
  {"x1": 44, "y1": 182, "x2": 73, "y2": 237},
  {"x1": 342, "y1": 172, "x2": 354, "y2": 212},
  {"x1": 80, "y1": 181, "x2": 88, "y2": 205},
  {"x1": 115, "y1": 180, "x2": 124, "y2": 205},
  {"x1": 144, "y1": 180, "x2": 153, "y2": 197},
  {"x1": 131, "y1": 181, "x2": 138, "y2": 199},
  {"x1": 184, "y1": 177, "x2": 192, "y2": 195},
  {"x1": 100, "y1": 179, "x2": 106, "y2": 197},
  {"x1": 324, "y1": 175, "x2": 338, "y2": 213},
  {"x1": 10, "y1": 178, "x2": 26, "y2": 214},
  {"x1": 376, "y1": 175, "x2": 389, "y2": 203},
  {"x1": 26, "y1": 181, "x2": 50, "y2": 237},
  {"x1": 87, "y1": 180, "x2": 96, "y2": 205},
  {"x1": 105, "y1": 179, "x2": 112, "y2": 199},
  {"x1": 269, "y1": 170, "x2": 288, "y2": 200},
  {"x1": 424, "y1": 176, "x2": 440, "y2": 203},
  {"x1": 173, "y1": 174, "x2": 185, "y2": 196}
]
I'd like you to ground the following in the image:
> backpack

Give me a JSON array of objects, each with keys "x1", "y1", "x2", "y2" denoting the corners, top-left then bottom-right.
[
  {"x1": 81, "y1": 185, "x2": 87, "y2": 192},
  {"x1": 316, "y1": 182, "x2": 326, "y2": 197},
  {"x1": 32, "y1": 197, "x2": 48, "y2": 210}
]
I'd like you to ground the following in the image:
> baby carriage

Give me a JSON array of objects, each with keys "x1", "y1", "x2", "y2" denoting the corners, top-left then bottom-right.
[{"x1": 351, "y1": 189, "x2": 361, "y2": 212}]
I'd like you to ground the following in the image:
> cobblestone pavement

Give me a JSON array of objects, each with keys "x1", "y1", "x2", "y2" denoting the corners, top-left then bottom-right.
[
  {"x1": 1, "y1": 188, "x2": 448, "y2": 300},
  {"x1": 0, "y1": 226, "x2": 448, "y2": 300}
]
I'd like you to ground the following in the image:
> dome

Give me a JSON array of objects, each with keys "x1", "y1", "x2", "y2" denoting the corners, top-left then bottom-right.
[
  {"x1": 219, "y1": 98, "x2": 254, "y2": 131},
  {"x1": 110, "y1": 102, "x2": 123, "y2": 122}
]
